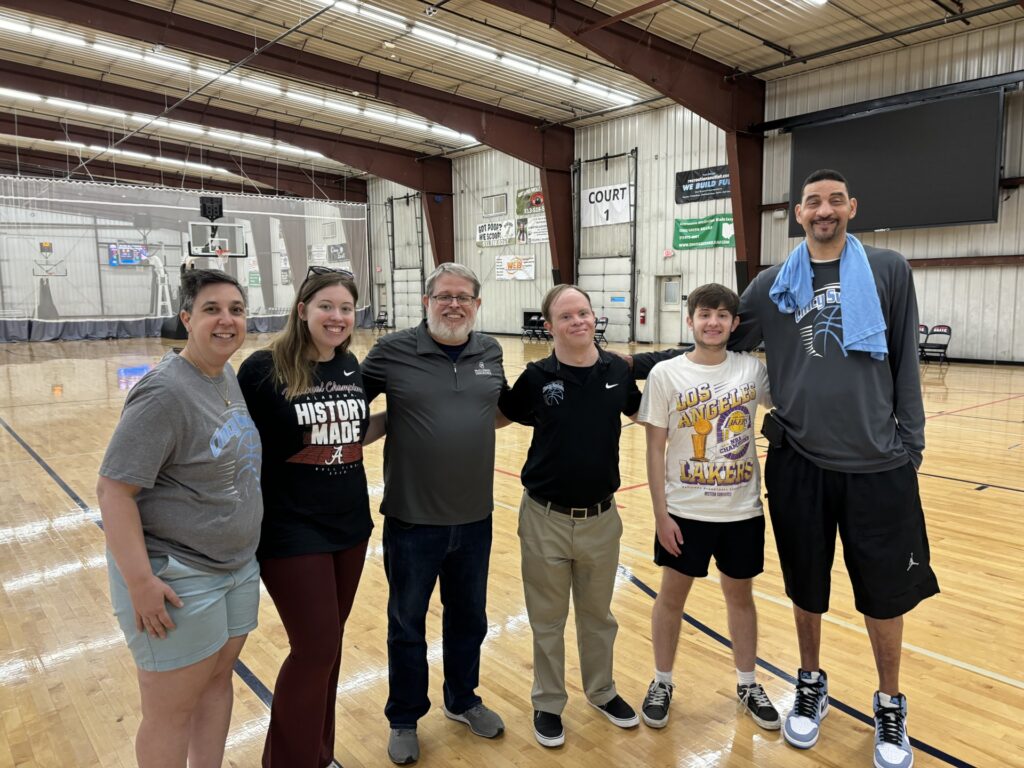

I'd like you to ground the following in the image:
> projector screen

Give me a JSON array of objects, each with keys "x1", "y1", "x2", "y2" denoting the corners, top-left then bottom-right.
[{"x1": 788, "y1": 89, "x2": 1004, "y2": 236}]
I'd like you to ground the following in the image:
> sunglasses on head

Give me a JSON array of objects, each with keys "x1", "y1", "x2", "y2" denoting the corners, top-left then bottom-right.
[{"x1": 305, "y1": 265, "x2": 354, "y2": 281}]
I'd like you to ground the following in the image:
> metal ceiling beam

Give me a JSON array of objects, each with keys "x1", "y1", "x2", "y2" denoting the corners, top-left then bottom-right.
[
  {"x1": 0, "y1": 145, "x2": 246, "y2": 193},
  {"x1": 0, "y1": 61, "x2": 441, "y2": 193},
  {"x1": 0, "y1": 111, "x2": 367, "y2": 201},
  {"x1": 736, "y1": 0, "x2": 1021, "y2": 79},
  {"x1": 479, "y1": 0, "x2": 764, "y2": 132},
  {"x1": 480, "y1": 0, "x2": 765, "y2": 274},
  {"x1": 576, "y1": 0, "x2": 673, "y2": 35},
  {"x1": 0, "y1": 58, "x2": 452, "y2": 253},
  {"x1": 13, "y1": 0, "x2": 574, "y2": 170},
  {"x1": 9, "y1": 0, "x2": 574, "y2": 268}
]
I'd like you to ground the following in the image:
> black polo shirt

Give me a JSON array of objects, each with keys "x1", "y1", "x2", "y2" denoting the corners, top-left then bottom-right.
[{"x1": 499, "y1": 348, "x2": 641, "y2": 508}]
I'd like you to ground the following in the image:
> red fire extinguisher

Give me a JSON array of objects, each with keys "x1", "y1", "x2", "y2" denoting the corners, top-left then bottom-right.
[{"x1": 639, "y1": 307, "x2": 647, "y2": 325}]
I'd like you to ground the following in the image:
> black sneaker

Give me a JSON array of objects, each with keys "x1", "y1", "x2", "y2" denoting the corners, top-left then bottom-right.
[
  {"x1": 533, "y1": 710, "x2": 565, "y2": 748},
  {"x1": 641, "y1": 680, "x2": 674, "y2": 728},
  {"x1": 590, "y1": 694, "x2": 640, "y2": 728},
  {"x1": 738, "y1": 682, "x2": 781, "y2": 730}
]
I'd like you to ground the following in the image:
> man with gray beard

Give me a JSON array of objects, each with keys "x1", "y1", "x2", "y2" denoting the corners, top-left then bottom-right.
[{"x1": 362, "y1": 263, "x2": 507, "y2": 765}]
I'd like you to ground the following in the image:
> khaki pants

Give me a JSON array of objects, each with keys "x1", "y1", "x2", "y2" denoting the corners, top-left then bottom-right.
[{"x1": 517, "y1": 490, "x2": 622, "y2": 714}]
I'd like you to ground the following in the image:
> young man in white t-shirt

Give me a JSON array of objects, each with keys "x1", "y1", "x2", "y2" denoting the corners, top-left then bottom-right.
[{"x1": 636, "y1": 283, "x2": 780, "y2": 732}]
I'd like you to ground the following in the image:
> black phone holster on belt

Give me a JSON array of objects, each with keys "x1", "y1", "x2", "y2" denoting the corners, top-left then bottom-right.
[{"x1": 761, "y1": 410, "x2": 786, "y2": 448}]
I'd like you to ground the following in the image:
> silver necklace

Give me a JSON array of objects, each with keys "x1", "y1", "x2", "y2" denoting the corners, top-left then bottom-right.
[{"x1": 180, "y1": 350, "x2": 230, "y2": 407}]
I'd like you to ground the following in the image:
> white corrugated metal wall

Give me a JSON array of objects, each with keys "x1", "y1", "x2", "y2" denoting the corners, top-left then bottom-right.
[
  {"x1": 763, "y1": 18, "x2": 1024, "y2": 361},
  {"x1": 452, "y1": 153, "x2": 551, "y2": 334},
  {"x1": 367, "y1": 178, "x2": 434, "y2": 330},
  {"x1": 575, "y1": 109, "x2": 732, "y2": 345},
  {"x1": 363, "y1": 19, "x2": 1023, "y2": 360}
]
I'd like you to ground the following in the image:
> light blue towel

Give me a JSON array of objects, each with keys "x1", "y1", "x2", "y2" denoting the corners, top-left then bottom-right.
[{"x1": 769, "y1": 234, "x2": 888, "y2": 360}]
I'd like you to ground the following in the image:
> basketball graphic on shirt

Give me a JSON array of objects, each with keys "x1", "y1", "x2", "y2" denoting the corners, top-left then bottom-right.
[
  {"x1": 716, "y1": 405, "x2": 752, "y2": 460},
  {"x1": 813, "y1": 305, "x2": 845, "y2": 356}
]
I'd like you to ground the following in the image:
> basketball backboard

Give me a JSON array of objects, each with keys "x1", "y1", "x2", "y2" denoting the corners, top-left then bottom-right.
[{"x1": 188, "y1": 221, "x2": 247, "y2": 258}]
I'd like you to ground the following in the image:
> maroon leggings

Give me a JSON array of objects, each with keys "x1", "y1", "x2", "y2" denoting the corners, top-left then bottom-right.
[{"x1": 259, "y1": 542, "x2": 368, "y2": 768}]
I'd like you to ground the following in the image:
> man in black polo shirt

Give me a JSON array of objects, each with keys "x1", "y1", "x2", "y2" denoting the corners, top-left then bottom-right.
[{"x1": 499, "y1": 284, "x2": 641, "y2": 749}]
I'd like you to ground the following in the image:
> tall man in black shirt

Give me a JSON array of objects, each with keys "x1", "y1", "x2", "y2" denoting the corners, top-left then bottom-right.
[{"x1": 499, "y1": 285, "x2": 642, "y2": 749}]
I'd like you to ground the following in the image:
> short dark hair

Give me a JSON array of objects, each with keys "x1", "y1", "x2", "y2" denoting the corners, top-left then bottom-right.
[
  {"x1": 801, "y1": 168, "x2": 850, "y2": 198},
  {"x1": 180, "y1": 269, "x2": 246, "y2": 313},
  {"x1": 687, "y1": 283, "x2": 739, "y2": 318},
  {"x1": 541, "y1": 284, "x2": 591, "y2": 322}
]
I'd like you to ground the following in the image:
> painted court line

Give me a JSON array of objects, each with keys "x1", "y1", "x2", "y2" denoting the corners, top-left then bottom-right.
[
  {"x1": 3, "y1": 418, "x2": 994, "y2": 766},
  {"x1": 0, "y1": 415, "x2": 271, "y2": 708}
]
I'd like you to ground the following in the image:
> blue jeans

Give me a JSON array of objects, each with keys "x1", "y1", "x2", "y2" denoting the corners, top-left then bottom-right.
[{"x1": 382, "y1": 515, "x2": 492, "y2": 728}]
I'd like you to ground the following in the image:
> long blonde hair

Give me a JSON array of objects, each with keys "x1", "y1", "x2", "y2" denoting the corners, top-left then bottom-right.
[{"x1": 270, "y1": 270, "x2": 359, "y2": 398}]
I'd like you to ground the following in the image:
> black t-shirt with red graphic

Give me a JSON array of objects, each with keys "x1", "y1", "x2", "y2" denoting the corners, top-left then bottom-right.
[{"x1": 238, "y1": 349, "x2": 372, "y2": 560}]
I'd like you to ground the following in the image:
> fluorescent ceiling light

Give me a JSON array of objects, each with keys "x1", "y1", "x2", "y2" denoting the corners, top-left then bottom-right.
[
  {"x1": 0, "y1": 17, "x2": 31, "y2": 34},
  {"x1": 364, "y1": 109, "x2": 397, "y2": 124},
  {"x1": 240, "y1": 78, "x2": 281, "y2": 95},
  {"x1": 430, "y1": 125, "x2": 460, "y2": 138},
  {"x1": 198, "y1": 68, "x2": 240, "y2": 85},
  {"x1": 240, "y1": 136, "x2": 275, "y2": 149},
  {"x1": 87, "y1": 105, "x2": 127, "y2": 119},
  {"x1": 46, "y1": 97, "x2": 88, "y2": 110},
  {"x1": 456, "y1": 41, "x2": 497, "y2": 61},
  {"x1": 165, "y1": 121, "x2": 204, "y2": 134},
  {"x1": 324, "y1": 99, "x2": 360, "y2": 114},
  {"x1": 275, "y1": 144, "x2": 308, "y2": 155},
  {"x1": 31, "y1": 28, "x2": 85, "y2": 46},
  {"x1": 207, "y1": 131, "x2": 240, "y2": 143},
  {"x1": 92, "y1": 42, "x2": 143, "y2": 60},
  {"x1": 157, "y1": 157, "x2": 185, "y2": 166},
  {"x1": 501, "y1": 55, "x2": 539, "y2": 76},
  {"x1": 0, "y1": 87, "x2": 42, "y2": 101},
  {"x1": 120, "y1": 150, "x2": 152, "y2": 160},
  {"x1": 358, "y1": 6, "x2": 408, "y2": 30},
  {"x1": 333, "y1": 1, "x2": 359, "y2": 12},
  {"x1": 55, "y1": 140, "x2": 85, "y2": 148},
  {"x1": 145, "y1": 54, "x2": 192, "y2": 72},
  {"x1": 411, "y1": 24, "x2": 456, "y2": 48},
  {"x1": 537, "y1": 67, "x2": 574, "y2": 87},
  {"x1": 286, "y1": 91, "x2": 324, "y2": 106},
  {"x1": 397, "y1": 117, "x2": 427, "y2": 131}
]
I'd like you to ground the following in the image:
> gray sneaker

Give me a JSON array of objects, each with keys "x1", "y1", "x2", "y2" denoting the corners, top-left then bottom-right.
[
  {"x1": 387, "y1": 728, "x2": 419, "y2": 765},
  {"x1": 442, "y1": 703, "x2": 506, "y2": 738}
]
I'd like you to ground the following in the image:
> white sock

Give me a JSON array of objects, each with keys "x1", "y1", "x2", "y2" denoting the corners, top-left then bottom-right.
[
  {"x1": 654, "y1": 669, "x2": 673, "y2": 685},
  {"x1": 737, "y1": 669, "x2": 756, "y2": 687}
]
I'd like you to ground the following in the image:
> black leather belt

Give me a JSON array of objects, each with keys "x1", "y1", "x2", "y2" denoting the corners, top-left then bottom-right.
[{"x1": 528, "y1": 492, "x2": 613, "y2": 519}]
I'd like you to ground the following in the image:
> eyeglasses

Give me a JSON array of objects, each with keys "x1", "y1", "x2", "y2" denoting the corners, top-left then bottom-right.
[
  {"x1": 430, "y1": 294, "x2": 477, "y2": 306},
  {"x1": 305, "y1": 265, "x2": 354, "y2": 281}
]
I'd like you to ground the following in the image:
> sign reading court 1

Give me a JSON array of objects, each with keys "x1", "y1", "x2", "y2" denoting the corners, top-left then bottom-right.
[{"x1": 581, "y1": 183, "x2": 634, "y2": 228}]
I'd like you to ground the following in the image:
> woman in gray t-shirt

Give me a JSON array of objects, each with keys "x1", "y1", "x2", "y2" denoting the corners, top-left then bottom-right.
[{"x1": 97, "y1": 269, "x2": 263, "y2": 767}]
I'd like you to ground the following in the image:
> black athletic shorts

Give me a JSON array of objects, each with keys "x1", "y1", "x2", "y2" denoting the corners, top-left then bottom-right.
[
  {"x1": 654, "y1": 514, "x2": 765, "y2": 580},
  {"x1": 764, "y1": 441, "x2": 940, "y2": 619}
]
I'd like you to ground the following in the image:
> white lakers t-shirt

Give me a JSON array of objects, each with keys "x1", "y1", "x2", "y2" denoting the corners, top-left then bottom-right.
[{"x1": 638, "y1": 351, "x2": 771, "y2": 522}]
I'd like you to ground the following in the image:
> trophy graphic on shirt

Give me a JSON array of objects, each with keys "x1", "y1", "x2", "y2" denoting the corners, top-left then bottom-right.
[{"x1": 691, "y1": 413, "x2": 713, "y2": 461}]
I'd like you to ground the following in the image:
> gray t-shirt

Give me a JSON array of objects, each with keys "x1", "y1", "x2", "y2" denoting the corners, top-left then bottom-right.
[
  {"x1": 731, "y1": 246, "x2": 925, "y2": 473},
  {"x1": 100, "y1": 352, "x2": 263, "y2": 572}
]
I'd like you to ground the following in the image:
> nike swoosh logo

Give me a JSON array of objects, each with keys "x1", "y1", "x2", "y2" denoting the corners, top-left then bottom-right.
[
  {"x1": 343, "y1": 370, "x2": 355, "y2": 377},
  {"x1": 605, "y1": 383, "x2": 619, "y2": 389}
]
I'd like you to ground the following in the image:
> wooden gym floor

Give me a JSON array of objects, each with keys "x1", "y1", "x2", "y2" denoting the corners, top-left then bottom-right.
[{"x1": 0, "y1": 330, "x2": 1020, "y2": 768}]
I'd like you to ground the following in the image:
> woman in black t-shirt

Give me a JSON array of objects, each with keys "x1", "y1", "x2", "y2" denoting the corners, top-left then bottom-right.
[{"x1": 238, "y1": 267, "x2": 384, "y2": 768}]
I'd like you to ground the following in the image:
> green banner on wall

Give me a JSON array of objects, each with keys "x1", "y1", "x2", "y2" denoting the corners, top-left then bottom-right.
[{"x1": 672, "y1": 213, "x2": 735, "y2": 250}]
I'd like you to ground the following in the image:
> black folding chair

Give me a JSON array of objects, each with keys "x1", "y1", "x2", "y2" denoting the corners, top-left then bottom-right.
[
  {"x1": 919, "y1": 324, "x2": 951, "y2": 364},
  {"x1": 917, "y1": 324, "x2": 929, "y2": 360},
  {"x1": 594, "y1": 316, "x2": 609, "y2": 347},
  {"x1": 521, "y1": 314, "x2": 544, "y2": 341},
  {"x1": 373, "y1": 310, "x2": 389, "y2": 333}
]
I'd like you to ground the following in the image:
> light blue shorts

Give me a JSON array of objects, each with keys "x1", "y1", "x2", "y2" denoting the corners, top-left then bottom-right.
[{"x1": 107, "y1": 551, "x2": 260, "y2": 672}]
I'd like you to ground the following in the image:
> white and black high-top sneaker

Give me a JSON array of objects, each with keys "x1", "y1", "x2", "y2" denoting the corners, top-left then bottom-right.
[{"x1": 783, "y1": 668, "x2": 829, "y2": 749}]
